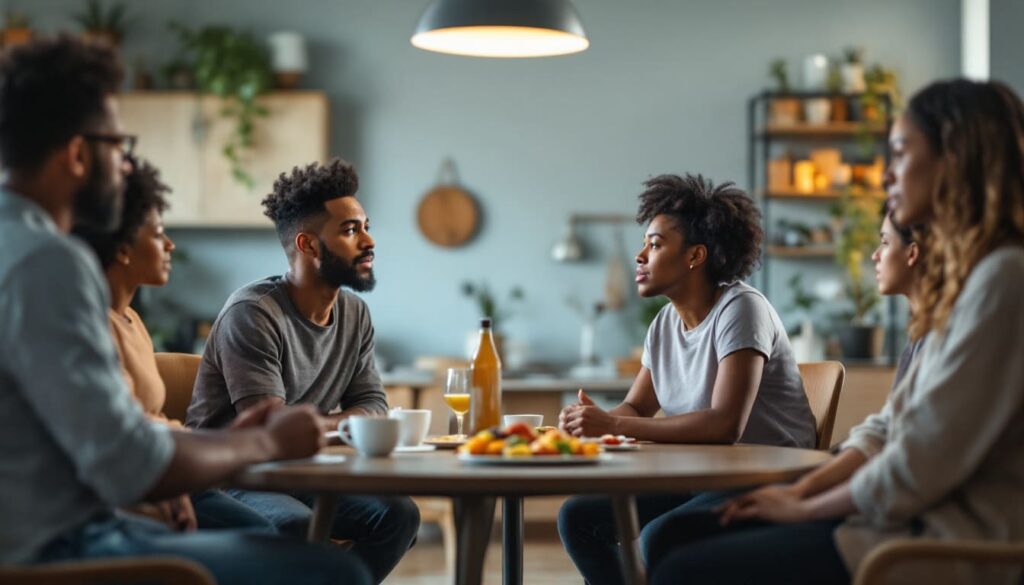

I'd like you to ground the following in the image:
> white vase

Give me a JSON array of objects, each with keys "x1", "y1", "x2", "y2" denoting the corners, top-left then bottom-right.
[
  {"x1": 802, "y1": 54, "x2": 829, "y2": 91},
  {"x1": 803, "y1": 98, "x2": 832, "y2": 125},
  {"x1": 841, "y1": 63, "x2": 866, "y2": 93}
]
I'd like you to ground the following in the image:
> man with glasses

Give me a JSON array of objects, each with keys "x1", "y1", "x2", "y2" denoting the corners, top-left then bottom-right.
[{"x1": 0, "y1": 36, "x2": 370, "y2": 585}]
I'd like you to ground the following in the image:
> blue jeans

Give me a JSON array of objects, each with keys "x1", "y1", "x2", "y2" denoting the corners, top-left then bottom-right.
[
  {"x1": 647, "y1": 512, "x2": 848, "y2": 585},
  {"x1": 226, "y1": 490, "x2": 420, "y2": 584},
  {"x1": 34, "y1": 512, "x2": 371, "y2": 585},
  {"x1": 557, "y1": 491, "x2": 736, "y2": 585},
  {"x1": 191, "y1": 489, "x2": 276, "y2": 532}
]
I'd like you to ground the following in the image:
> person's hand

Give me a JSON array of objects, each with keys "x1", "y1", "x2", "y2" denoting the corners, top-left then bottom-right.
[
  {"x1": 167, "y1": 494, "x2": 198, "y2": 532},
  {"x1": 561, "y1": 390, "x2": 616, "y2": 437},
  {"x1": 558, "y1": 389, "x2": 594, "y2": 431},
  {"x1": 717, "y1": 484, "x2": 809, "y2": 526},
  {"x1": 229, "y1": 398, "x2": 283, "y2": 430},
  {"x1": 142, "y1": 494, "x2": 197, "y2": 532},
  {"x1": 265, "y1": 405, "x2": 324, "y2": 461}
]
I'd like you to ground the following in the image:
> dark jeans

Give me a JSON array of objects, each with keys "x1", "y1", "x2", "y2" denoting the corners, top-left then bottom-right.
[
  {"x1": 34, "y1": 512, "x2": 371, "y2": 585},
  {"x1": 226, "y1": 489, "x2": 420, "y2": 584},
  {"x1": 557, "y1": 491, "x2": 735, "y2": 585},
  {"x1": 191, "y1": 489, "x2": 276, "y2": 532},
  {"x1": 648, "y1": 512, "x2": 849, "y2": 585}
]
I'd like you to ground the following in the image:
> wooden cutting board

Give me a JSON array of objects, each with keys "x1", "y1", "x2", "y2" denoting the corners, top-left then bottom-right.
[{"x1": 417, "y1": 184, "x2": 479, "y2": 247}]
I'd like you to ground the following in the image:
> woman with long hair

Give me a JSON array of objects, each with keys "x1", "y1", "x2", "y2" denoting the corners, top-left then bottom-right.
[
  {"x1": 73, "y1": 158, "x2": 274, "y2": 533},
  {"x1": 872, "y1": 201, "x2": 926, "y2": 387},
  {"x1": 647, "y1": 79, "x2": 1024, "y2": 585}
]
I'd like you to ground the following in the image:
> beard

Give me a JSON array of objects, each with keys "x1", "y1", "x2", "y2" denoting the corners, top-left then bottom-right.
[
  {"x1": 72, "y1": 145, "x2": 123, "y2": 232},
  {"x1": 318, "y1": 238, "x2": 376, "y2": 292}
]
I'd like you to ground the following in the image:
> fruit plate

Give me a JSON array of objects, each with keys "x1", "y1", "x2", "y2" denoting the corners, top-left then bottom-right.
[
  {"x1": 424, "y1": 435, "x2": 467, "y2": 449},
  {"x1": 457, "y1": 453, "x2": 612, "y2": 466}
]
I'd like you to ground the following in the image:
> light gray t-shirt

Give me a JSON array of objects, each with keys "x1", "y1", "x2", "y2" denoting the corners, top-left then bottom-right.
[
  {"x1": 186, "y1": 276, "x2": 387, "y2": 429},
  {"x1": 0, "y1": 190, "x2": 174, "y2": 563},
  {"x1": 642, "y1": 281, "x2": 816, "y2": 448}
]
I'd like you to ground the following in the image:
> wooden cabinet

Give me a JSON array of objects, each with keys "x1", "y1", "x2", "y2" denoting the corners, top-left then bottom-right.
[{"x1": 118, "y1": 91, "x2": 329, "y2": 228}]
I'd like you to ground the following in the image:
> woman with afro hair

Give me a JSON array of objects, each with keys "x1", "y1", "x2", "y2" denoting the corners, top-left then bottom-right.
[{"x1": 558, "y1": 173, "x2": 816, "y2": 585}]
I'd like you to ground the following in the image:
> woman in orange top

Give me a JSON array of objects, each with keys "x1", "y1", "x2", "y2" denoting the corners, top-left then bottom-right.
[{"x1": 74, "y1": 158, "x2": 273, "y2": 533}]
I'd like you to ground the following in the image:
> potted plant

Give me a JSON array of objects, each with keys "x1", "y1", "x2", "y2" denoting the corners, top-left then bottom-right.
[
  {"x1": 170, "y1": 23, "x2": 274, "y2": 188},
  {"x1": 841, "y1": 47, "x2": 866, "y2": 93},
  {"x1": 2, "y1": 11, "x2": 32, "y2": 47},
  {"x1": 831, "y1": 192, "x2": 882, "y2": 358},
  {"x1": 826, "y1": 62, "x2": 848, "y2": 122},
  {"x1": 768, "y1": 59, "x2": 800, "y2": 126},
  {"x1": 73, "y1": 0, "x2": 128, "y2": 48},
  {"x1": 461, "y1": 281, "x2": 524, "y2": 358},
  {"x1": 786, "y1": 274, "x2": 824, "y2": 362}
]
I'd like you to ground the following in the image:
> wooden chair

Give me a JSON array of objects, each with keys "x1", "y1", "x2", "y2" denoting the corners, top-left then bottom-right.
[
  {"x1": 854, "y1": 538, "x2": 1024, "y2": 585},
  {"x1": 0, "y1": 556, "x2": 215, "y2": 585},
  {"x1": 798, "y1": 361, "x2": 845, "y2": 450},
  {"x1": 154, "y1": 352, "x2": 202, "y2": 422}
]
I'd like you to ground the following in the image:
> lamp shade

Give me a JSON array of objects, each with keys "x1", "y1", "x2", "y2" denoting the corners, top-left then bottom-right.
[{"x1": 411, "y1": 0, "x2": 589, "y2": 58}]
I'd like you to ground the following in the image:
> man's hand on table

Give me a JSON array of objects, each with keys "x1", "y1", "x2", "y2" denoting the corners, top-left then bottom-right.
[{"x1": 264, "y1": 405, "x2": 325, "y2": 460}]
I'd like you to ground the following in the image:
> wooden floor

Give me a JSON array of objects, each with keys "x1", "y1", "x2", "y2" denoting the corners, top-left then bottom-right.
[{"x1": 386, "y1": 526, "x2": 580, "y2": 585}]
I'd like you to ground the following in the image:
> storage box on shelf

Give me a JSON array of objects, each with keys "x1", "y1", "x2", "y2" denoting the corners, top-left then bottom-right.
[
  {"x1": 748, "y1": 91, "x2": 899, "y2": 364},
  {"x1": 118, "y1": 91, "x2": 329, "y2": 228}
]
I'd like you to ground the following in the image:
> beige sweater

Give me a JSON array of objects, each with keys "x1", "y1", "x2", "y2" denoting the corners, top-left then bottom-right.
[{"x1": 837, "y1": 246, "x2": 1024, "y2": 584}]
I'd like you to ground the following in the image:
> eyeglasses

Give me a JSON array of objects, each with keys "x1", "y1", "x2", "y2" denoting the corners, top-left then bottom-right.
[{"x1": 82, "y1": 133, "x2": 137, "y2": 159}]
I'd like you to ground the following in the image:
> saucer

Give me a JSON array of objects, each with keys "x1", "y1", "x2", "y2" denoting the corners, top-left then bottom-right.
[{"x1": 394, "y1": 444, "x2": 436, "y2": 453}]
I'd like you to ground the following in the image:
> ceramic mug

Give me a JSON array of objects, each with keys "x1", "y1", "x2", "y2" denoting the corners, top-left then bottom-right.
[
  {"x1": 337, "y1": 416, "x2": 399, "y2": 457},
  {"x1": 388, "y1": 409, "x2": 432, "y2": 447},
  {"x1": 503, "y1": 414, "x2": 543, "y2": 428}
]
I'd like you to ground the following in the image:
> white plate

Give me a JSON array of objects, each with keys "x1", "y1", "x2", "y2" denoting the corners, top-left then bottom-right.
[
  {"x1": 458, "y1": 453, "x2": 611, "y2": 466},
  {"x1": 394, "y1": 444, "x2": 436, "y2": 453}
]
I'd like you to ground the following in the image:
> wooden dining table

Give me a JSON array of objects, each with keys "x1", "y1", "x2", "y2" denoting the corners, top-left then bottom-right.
[{"x1": 231, "y1": 443, "x2": 830, "y2": 585}]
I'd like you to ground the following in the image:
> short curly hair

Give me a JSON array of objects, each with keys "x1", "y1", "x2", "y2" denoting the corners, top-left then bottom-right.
[
  {"x1": 0, "y1": 35, "x2": 123, "y2": 172},
  {"x1": 73, "y1": 157, "x2": 170, "y2": 269},
  {"x1": 636, "y1": 173, "x2": 762, "y2": 285},
  {"x1": 262, "y1": 158, "x2": 359, "y2": 253}
]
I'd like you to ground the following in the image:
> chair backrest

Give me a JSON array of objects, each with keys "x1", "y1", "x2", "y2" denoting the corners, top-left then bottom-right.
[
  {"x1": 0, "y1": 556, "x2": 216, "y2": 585},
  {"x1": 798, "y1": 361, "x2": 845, "y2": 450},
  {"x1": 155, "y1": 352, "x2": 202, "y2": 423}
]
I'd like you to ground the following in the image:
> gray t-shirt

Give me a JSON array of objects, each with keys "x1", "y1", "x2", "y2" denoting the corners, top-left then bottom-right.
[
  {"x1": 642, "y1": 281, "x2": 816, "y2": 448},
  {"x1": 186, "y1": 276, "x2": 387, "y2": 429},
  {"x1": 0, "y1": 190, "x2": 174, "y2": 563}
]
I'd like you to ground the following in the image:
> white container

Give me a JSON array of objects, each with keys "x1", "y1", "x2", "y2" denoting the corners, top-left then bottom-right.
[
  {"x1": 389, "y1": 409, "x2": 432, "y2": 447},
  {"x1": 841, "y1": 62, "x2": 866, "y2": 93},
  {"x1": 268, "y1": 31, "x2": 308, "y2": 73},
  {"x1": 802, "y1": 54, "x2": 829, "y2": 91},
  {"x1": 803, "y1": 98, "x2": 832, "y2": 125}
]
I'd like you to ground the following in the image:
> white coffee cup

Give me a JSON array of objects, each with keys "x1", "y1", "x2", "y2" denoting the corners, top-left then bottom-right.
[
  {"x1": 337, "y1": 416, "x2": 399, "y2": 457},
  {"x1": 503, "y1": 414, "x2": 543, "y2": 428},
  {"x1": 388, "y1": 409, "x2": 432, "y2": 447}
]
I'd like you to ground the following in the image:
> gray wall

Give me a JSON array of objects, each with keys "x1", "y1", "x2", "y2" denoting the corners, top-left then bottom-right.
[
  {"x1": 991, "y1": 0, "x2": 1024, "y2": 94},
  {"x1": 16, "y1": 0, "x2": 960, "y2": 365}
]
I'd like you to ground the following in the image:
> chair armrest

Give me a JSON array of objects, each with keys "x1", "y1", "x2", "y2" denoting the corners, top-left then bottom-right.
[
  {"x1": 854, "y1": 538, "x2": 1024, "y2": 585},
  {"x1": 0, "y1": 556, "x2": 215, "y2": 585}
]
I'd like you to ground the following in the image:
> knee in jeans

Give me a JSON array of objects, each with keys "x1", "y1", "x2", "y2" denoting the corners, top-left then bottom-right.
[{"x1": 389, "y1": 497, "x2": 421, "y2": 536}]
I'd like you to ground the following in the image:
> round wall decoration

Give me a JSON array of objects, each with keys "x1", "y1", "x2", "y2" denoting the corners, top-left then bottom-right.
[{"x1": 416, "y1": 159, "x2": 480, "y2": 247}]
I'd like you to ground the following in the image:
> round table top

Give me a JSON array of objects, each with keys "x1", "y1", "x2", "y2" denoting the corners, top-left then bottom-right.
[{"x1": 231, "y1": 444, "x2": 831, "y2": 497}]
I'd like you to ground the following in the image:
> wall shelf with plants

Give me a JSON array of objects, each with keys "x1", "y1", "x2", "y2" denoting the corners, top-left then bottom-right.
[{"x1": 748, "y1": 50, "x2": 899, "y2": 365}]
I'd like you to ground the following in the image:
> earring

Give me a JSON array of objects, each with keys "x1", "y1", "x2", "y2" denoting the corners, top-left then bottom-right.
[{"x1": 689, "y1": 263, "x2": 694, "y2": 270}]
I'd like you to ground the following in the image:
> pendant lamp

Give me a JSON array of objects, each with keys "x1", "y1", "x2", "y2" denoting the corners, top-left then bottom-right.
[{"x1": 411, "y1": 0, "x2": 589, "y2": 58}]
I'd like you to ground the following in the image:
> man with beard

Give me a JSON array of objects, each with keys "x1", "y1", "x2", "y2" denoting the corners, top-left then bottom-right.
[
  {"x1": 186, "y1": 158, "x2": 419, "y2": 584},
  {"x1": 0, "y1": 37, "x2": 371, "y2": 585}
]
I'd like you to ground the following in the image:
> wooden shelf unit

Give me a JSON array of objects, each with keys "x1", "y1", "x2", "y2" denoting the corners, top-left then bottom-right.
[{"x1": 748, "y1": 90, "x2": 900, "y2": 364}]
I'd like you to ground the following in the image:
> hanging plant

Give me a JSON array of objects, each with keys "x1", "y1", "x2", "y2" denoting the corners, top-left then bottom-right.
[{"x1": 170, "y1": 23, "x2": 273, "y2": 188}]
